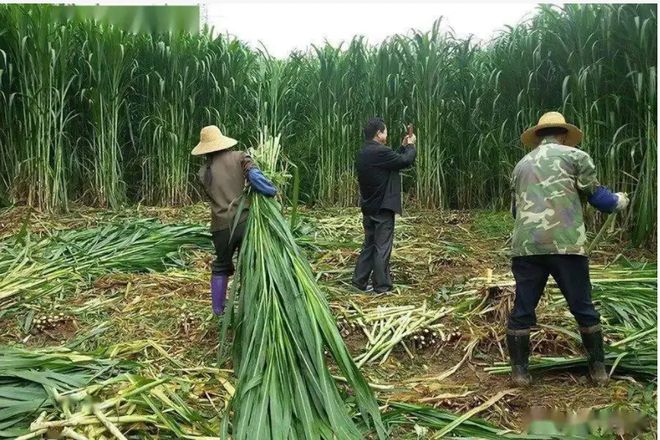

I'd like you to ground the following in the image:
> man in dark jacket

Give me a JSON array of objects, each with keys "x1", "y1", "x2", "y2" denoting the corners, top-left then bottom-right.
[{"x1": 351, "y1": 117, "x2": 417, "y2": 293}]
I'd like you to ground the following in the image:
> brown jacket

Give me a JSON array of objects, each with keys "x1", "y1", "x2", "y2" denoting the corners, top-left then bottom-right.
[{"x1": 198, "y1": 150, "x2": 253, "y2": 232}]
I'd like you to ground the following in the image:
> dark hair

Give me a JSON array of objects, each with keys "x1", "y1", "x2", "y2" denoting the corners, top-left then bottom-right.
[
  {"x1": 363, "y1": 117, "x2": 386, "y2": 140},
  {"x1": 535, "y1": 126, "x2": 568, "y2": 138}
]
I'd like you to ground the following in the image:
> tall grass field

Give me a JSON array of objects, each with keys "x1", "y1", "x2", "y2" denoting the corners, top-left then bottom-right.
[{"x1": 0, "y1": 4, "x2": 656, "y2": 245}]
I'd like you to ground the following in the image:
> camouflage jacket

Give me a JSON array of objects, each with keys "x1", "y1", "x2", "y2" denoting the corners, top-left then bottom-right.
[{"x1": 511, "y1": 139, "x2": 600, "y2": 257}]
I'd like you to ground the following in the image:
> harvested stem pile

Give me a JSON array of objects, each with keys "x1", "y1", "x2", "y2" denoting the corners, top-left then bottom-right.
[
  {"x1": 25, "y1": 374, "x2": 218, "y2": 440},
  {"x1": 0, "y1": 346, "x2": 128, "y2": 438},
  {"x1": 1, "y1": 345, "x2": 221, "y2": 439},
  {"x1": 335, "y1": 302, "x2": 456, "y2": 366},
  {"x1": 222, "y1": 135, "x2": 385, "y2": 439},
  {"x1": 0, "y1": 219, "x2": 210, "y2": 310},
  {"x1": 382, "y1": 401, "x2": 535, "y2": 439}
]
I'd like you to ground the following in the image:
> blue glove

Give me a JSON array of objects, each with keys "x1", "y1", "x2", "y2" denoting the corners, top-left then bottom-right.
[
  {"x1": 247, "y1": 168, "x2": 278, "y2": 197},
  {"x1": 588, "y1": 186, "x2": 619, "y2": 213}
]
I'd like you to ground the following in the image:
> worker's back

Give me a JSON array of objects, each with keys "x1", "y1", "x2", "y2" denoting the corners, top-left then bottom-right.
[
  {"x1": 198, "y1": 150, "x2": 250, "y2": 232},
  {"x1": 511, "y1": 141, "x2": 599, "y2": 257},
  {"x1": 357, "y1": 141, "x2": 401, "y2": 215}
]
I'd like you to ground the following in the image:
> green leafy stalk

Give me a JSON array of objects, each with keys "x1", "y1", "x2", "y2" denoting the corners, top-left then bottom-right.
[{"x1": 224, "y1": 135, "x2": 385, "y2": 439}]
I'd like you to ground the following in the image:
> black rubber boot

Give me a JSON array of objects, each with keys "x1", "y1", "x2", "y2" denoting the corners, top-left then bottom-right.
[
  {"x1": 580, "y1": 325, "x2": 608, "y2": 386},
  {"x1": 507, "y1": 329, "x2": 532, "y2": 386}
]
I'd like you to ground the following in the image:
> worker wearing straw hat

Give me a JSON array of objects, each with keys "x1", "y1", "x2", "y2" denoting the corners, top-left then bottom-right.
[
  {"x1": 192, "y1": 125, "x2": 277, "y2": 315},
  {"x1": 507, "y1": 111, "x2": 629, "y2": 387}
]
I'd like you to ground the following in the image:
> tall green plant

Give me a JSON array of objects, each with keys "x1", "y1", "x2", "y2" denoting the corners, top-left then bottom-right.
[
  {"x1": 0, "y1": 5, "x2": 79, "y2": 209},
  {"x1": 223, "y1": 134, "x2": 386, "y2": 439},
  {"x1": 78, "y1": 22, "x2": 134, "y2": 208},
  {"x1": 0, "y1": 3, "x2": 655, "y2": 245}
]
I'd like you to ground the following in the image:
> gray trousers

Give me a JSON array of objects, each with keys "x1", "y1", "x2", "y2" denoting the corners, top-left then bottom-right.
[{"x1": 352, "y1": 209, "x2": 395, "y2": 293}]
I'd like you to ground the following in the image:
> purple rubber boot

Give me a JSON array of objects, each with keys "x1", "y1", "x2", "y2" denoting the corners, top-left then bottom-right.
[{"x1": 211, "y1": 274, "x2": 229, "y2": 315}]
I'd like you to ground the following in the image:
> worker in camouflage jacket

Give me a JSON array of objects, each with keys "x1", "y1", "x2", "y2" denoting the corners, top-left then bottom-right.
[{"x1": 507, "y1": 112, "x2": 629, "y2": 387}]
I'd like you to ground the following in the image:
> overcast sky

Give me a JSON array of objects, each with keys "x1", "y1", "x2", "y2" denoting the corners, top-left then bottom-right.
[{"x1": 207, "y1": 2, "x2": 552, "y2": 58}]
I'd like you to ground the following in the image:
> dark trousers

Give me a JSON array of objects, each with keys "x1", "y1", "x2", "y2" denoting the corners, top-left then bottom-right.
[
  {"x1": 508, "y1": 254, "x2": 600, "y2": 330},
  {"x1": 211, "y1": 221, "x2": 247, "y2": 276},
  {"x1": 352, "y1": 209, "x2": 395, "y2": 293}
]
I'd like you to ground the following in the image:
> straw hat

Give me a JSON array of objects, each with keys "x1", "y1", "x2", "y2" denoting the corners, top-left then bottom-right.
[
  {"x1": 521, "y1": 112, "x2": 582, "y2": 147},
  {"x1": 191, "y1": 125, "x2": 238, "y2": 156}
]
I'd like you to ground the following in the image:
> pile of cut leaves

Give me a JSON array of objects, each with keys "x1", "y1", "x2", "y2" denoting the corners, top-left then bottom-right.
[
  {"x1": 0, "y1": 344, "x2": 222, "y2": 439},
  {"x1": 0, "y1": 219, "x2": 210, "y2": 311}
]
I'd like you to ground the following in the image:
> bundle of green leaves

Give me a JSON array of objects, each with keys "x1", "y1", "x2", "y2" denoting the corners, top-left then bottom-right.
[{"x1": 220, "y1": 134, "x2": 385, "y2": 439}]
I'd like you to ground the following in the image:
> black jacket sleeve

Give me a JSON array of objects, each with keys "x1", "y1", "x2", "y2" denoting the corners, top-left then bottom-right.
[{"x1": 377, "y1": 144, "x2": 417, "y2": 171}]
